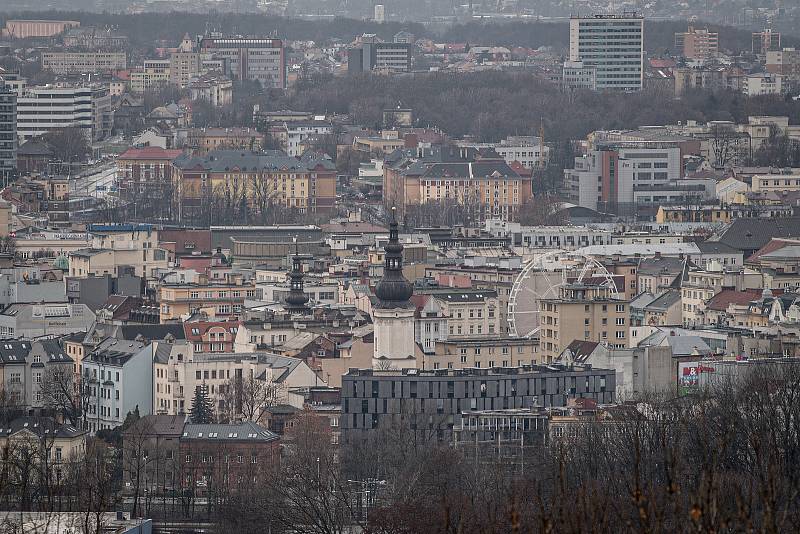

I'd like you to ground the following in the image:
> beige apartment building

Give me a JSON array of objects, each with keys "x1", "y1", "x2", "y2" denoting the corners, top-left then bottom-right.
[
  {"x1": 153, "y1": 350, "x2": 322, "y2": 417},
  {"x1": 751, "y1": 173, "x2": 800, "y2": 193},
  {"x1": 169, "y1": 35, "x2": 201, "y2": 88},
  {"x1": 539, "y1": 284, "x2": 629, "y2": 363},
  {"x1": 158, "y1": 276, "x2": 259, "y2": 322},
  {"x1": 681, "y1": 266, "x2": 762, "y2": 326},
  {"x1": 130, "y1": 60, "x2": 171, "y2": 93},
  {"x1": 418, "y1": 289, "x2": 501, "y2": 337},
  {"x1": 424, "y1": 258, "x2": 523, "y2": 335},
  {"x1": 674, "y1": 26, "x2": 719, "y2": 60},
  {"x1": 425, "y1": 336, "x2": 540, "y2": 370},
  {"x1": 68, "y1": 225, "x2": 169, "y2": 280},
  {"x1": 41, "y1": 52, "x2": 127, "y2": 75}
]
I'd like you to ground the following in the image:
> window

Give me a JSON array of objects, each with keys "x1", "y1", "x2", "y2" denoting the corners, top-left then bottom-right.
[{"x1": 616, "y1": 331, "x2": 625, "y2": 339}]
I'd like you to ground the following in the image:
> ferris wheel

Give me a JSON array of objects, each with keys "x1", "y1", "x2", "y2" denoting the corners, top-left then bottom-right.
[{"x1": 508, "y1": 251, "x2": 620, "y2": 338}]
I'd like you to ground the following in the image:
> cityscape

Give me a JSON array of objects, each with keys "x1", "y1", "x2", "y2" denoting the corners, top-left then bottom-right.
[{"x1": 0, "y1": 2, "x2": 799, "y2": 533}]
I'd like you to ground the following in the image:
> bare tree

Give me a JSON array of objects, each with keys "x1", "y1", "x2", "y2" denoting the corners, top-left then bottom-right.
[
  {"x1": 219, "y1": 374, "x2": 280, "y2": 423},
  {"x1": 709, "y1": 122, "x2": 744, "y2": 170},
  {"x1": 122, "y1": 417, "x2": 155, "y2": 517},
  {"x1": 40, "y1": 366, "x2": 87, "y2": 428},
  {"x1": 516, "y1": 193, "x2": 567, "y2": 226}
]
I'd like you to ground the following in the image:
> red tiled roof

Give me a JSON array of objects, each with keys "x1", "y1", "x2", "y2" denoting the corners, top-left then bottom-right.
[
  {"x1": 747, "y1": 238, "x2": 800, "y2": 263},
  {"x1": 409, "y1": 294, "x2": 430, "y2": 316},
  {"x1": 649, "y1": 58, "x2": 676, "y2": 69},
  {"x1": 706, "y1": 289, "x2": 766, "y2": 311},
  {"x1": 118, "y1": 147, "x2": 183, "y2": 161},
  {"x1": 183, "y1": 321, "x2": 239, "y2": 341}
]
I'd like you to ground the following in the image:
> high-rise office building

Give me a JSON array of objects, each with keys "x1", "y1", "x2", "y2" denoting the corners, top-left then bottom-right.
[
  {"x1": 348, "y1": 35, "x2": 412, "y2": 73},
  {"x1": 16, "y1": 85, "x2": 112, "y2": 142},
  {"x1": 569, "y1": 14, "x2": 644, "y2": 91},
  {"x1": 0, "y1": 81, "x2": 17, "y2": 184},
  {"x1": 199, "y1": 37, "x2": 286, "y2": 89}
]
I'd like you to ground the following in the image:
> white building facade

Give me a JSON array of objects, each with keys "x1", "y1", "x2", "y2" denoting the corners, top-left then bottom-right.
[{"x1": 569, "y1": 14, "x2": 644, "y2": 91}]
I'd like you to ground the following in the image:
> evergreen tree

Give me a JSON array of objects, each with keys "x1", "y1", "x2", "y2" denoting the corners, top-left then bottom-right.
[{"x1": 189, "y1": 385, "x2": 215, "y2": 424}]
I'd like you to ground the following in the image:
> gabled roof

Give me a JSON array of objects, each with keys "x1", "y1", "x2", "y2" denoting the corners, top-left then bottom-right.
[
  {"x1": 644, "y1": 289, "x2": 682, "y2": 312},
  {"x1": 36, "y1": 339, "x2": 72, "y2": 363},
  {"x1": 0, "y1": 340, "x2": 31, "y2": 363},
  {"x1": 695, "y1": 241, "x2": 741, "y2": 255},
  {"x1": 706, "y1": 288, "x2": 765, "y2": 311},
  {"x1": 118, "y1": 147, "x2": 183, "y2": 160},
  {"x1": 182, "y1": 421, "x2": 278, "y2": 442},
  {"x1": 123, "y1": 414, "x2": 185, "y2": 438},
  {"x1": 118, "y1": 324, "x2": 186, "y2": 341},
  {"x1": 16, "y1": 140, "x2": 53, "y2": 157},
  {"x1": 173, "y1": 150, "x2": 325, "y2": 173},
  {"x1": 561, "y1": 340, "x2": 601, "y2": 363},
  {"x1": 637, "y1": 256, "x2": 691, "y2": 277},
  {"x1": 747, "y1": 238, "x2": 800, "y2": 263},
  {"x1": 719, "y1": 217, "x2": 800, "y2": 253},
  {"x1": 183, "y1": 321, "x2": 239, "y2": 342},
  {"x1": 0, "y1": 417, "x2": 86, "y2": 439}
]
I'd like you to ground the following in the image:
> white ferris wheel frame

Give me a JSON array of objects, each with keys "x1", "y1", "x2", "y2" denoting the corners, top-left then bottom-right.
[{"x1": 507, "y1": 250, "x2": 620, "y2": 338}]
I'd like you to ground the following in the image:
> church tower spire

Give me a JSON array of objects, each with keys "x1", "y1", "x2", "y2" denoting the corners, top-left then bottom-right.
[
  {"x1": 375, "y1": 207, "x2": 413, "y2": 307},
  {"x1": 371, "y1": 207, "x2": 417, "y2": 370},
  {"x1": 284, "y1": 236, "x2": 310, "y2": 313}
]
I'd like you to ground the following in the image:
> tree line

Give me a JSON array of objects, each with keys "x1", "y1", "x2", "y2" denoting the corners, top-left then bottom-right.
[{"x1": 3, "y1": 11, "x2": 798, "y2": 53}]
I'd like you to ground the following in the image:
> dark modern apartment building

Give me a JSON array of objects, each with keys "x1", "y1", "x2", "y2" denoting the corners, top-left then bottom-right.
[
  {"x1": 0, "y1": 81, "x2": 16, "y2": 183},
  {"x1": 341, "y1": 364, "x2": 615, "y2": 440}
]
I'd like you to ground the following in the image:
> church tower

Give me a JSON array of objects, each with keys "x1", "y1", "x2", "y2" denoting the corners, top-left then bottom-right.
[
  {"x1": 284, "y1": 237, "x2": 310, "y2": 314},
  {"x1": 372, "y1": 207, "x2": 417, "y2": 369}
]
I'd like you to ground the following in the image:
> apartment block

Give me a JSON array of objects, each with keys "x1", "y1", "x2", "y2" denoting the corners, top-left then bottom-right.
[
  {"x1": 384, "y1": 148, "x2": 533, "y2": 222},
  {"x1": 16, "y1": 84, "x2": 112, "y2": 142},
  {"x1": 68, "y1": 223, "x2": 169, "y2": 280},
  {"x1": 538, "y1": 284, "x2": 629, "y2": 363},
  {"x1": 766, "y1": 48, "x2": 800, "y2": 82},
  {"x1": 562, "y1": 60, "x2": 597, "y2": 90},
  {"x1": 199, "y1": 37, "x2": 286, "y2": 89},
  {"x1": 116, "y1": 146, "x2": 183, "y2": 201},
  {"x1": 170, "y1": 35, "x2": 201, "y2": 88},
  {"x1": 564, "y1": 142, "x2": 683, "y2": 213},
  {"x1": 41, "y1": 52, "x2": 127, "y2": 75},
  {"x1": 348, "y1": 35, "x2": 412, "y2": 73},
  {"x1": 569, "y1": 14, "x2": 644, "y2": 90},
  {"x1": 130, "y1": 60, "x2": 171, "y2": 93},
  {"x1": 82, "y1": 339, "x2": 156, "y2": 432},
  {"x1": 172, "y1": 149, "x2": 337, "y2": 218},
  {"x1": 341, "y1": 365, "x2": 616, "y2": 440},
  {"x1": 0, "y1": 82, "x2": 15, "y2": 182},
  {"x1": 152, "y1": 351, "x2": 321, "y2": 417},
  {"x1": 674, "y1": 26, "x2": 719, "y2": 60},
  {"x1": 457, "y1": 136, "x2": 550, "y2": 170},
  {"x1": 157, "y1": 277, "x2": 259, "y2": 322},
  {"x1": 2, "y1": 20, "x2": 79, "y2": 39},
  {"x1": 184, "y1": 127, "x2": 263, "y2": 154},
  {"x1": 426, "y1": 336, "x2": 541, "y2": 370},
  {"x1": 752, "y1": 29, "x2": 781, "y2": 55},
  {"x1": 744, "y1": 73, "x2": 783, "y2": 96}
]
